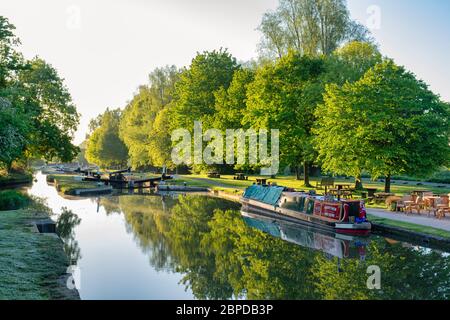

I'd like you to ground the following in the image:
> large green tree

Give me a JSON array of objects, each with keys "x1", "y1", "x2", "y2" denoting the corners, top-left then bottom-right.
[
  {"x1": 320, "y1": 41, "x2": 383, "y2": 188},
  {"x1": 86, "y1": 108, "x2": 128, "y2": 168},
  {"x1": 314, "y1": 60, "x2": 450, "y2": 192},
  {"x1": 245, "y1": 51, "x2": 325, "y2": 185},
  {"x1": 119, "y1": 66, "x2": 178, "y2": 169},
  {"x1": 171, "y1": 49, "x2": 239, "y2": 132},
  {"x1": 1, "y1": 16, "x2": 80, "y2": 170},
  {"x1": 19, "y1": 58, "x2": 80, "y2": 162}
]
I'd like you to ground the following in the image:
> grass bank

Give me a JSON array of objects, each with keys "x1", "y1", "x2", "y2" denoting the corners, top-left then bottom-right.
[
  {"x1": 0, "y1": 171, "x2": 33, "y2": 187},
  {"x1": 0, "y1": 199, "x2": 79, "y2": 299},
  {"x1": 368, "y1": 214, "x2": 450, "y2": 239},
  {"x1": 178, "y1": 174, "x2": 450, "y2": 195},
  {"x1": 47, "y1": 174, "x2": 100, "y2": 195}
]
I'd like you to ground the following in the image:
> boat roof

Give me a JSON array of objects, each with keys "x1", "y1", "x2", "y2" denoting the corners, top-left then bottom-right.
[{"x1": 243, "y1": 185, "x2": 285, "y2": 206}]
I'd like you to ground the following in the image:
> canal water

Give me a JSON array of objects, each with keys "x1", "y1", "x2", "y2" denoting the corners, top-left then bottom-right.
[{"x1": 27, "y1": 172, "x2": 450, "y2": 300}]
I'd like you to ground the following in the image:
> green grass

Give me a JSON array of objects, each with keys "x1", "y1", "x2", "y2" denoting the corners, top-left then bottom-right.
[
  {"x1": 178, "y1": 174, "x2": 450, "y2": 196},
  {"x1": 47, "y1": 174, "x2": 101, "y2": 195},
  {"x1": 0, "y1": 190, "x2": 30, "y2": 210},
  {"x1": 0, "y1": 207, "x2": 72, "y2": 299},
  {"x1": 0, "y1": 171, "x2": 33, "y2": 186},
  {"x1": 367, "y1": 214, "x2": 450, "y2": 239}
]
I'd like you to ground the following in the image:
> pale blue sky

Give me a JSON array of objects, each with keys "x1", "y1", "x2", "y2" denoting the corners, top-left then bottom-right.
[{"x1": 0, "y1": 0, "x2": 449, "y2": 143}]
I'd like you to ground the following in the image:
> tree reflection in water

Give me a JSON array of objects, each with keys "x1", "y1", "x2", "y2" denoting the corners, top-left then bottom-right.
[
  {"x1": 100, "y1": 194, "x2": 450, "y2": 300},
  {"x1": 56, "y1": 207, "x2": 82, "y2": 265}
]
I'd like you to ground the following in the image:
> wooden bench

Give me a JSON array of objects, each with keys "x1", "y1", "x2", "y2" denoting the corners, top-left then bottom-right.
[
  {"x1": 207, "y1": 172, "x2": 221, "y2": 179},
  {"x1": 256, "y1": 178, "x2": 268, "y2": 185},
  {"x1": 316, "y1": 177, "x2": 335, "y2": 193}
]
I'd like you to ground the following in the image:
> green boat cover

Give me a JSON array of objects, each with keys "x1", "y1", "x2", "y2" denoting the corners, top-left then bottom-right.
[{"x1": 243, "y1": 185, "x2": 285, "y2": 206}]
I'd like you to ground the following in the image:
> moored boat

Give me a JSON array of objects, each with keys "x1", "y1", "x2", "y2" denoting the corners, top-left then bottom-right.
[{"x1": 240, "y1": 185, "x2": 371, "y2": 235}]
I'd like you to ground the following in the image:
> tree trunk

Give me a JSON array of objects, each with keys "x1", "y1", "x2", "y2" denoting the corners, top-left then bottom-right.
[
  {"x1": 355, "y1": 173, "x2": 364, "y2": 190},
  {"x1": 304, "y1": 162, "x2": 312, "y2": 187},
  {"x1": 385, "y1": 174, "x2": 392, "y2": 193},
  {"x1": 295, "y1": 166, "x2": 301, "y2": 180}
]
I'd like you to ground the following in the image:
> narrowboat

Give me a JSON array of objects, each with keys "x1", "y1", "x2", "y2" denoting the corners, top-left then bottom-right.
[{"x1": 240, "y1": 185, "x2": 371, "y2": 235}]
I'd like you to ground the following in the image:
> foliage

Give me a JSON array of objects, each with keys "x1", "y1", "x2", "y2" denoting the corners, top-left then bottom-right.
[
  {"x1": 245, "y1": 51, "x2": 325, "y2": 183},
  {"x1": 0, "y1": 16, "x2": 80, "y2": 170},
  {"x1": 119, "y1": 66, "x2": 178, "y2": 169},
  {"x1": 0, "y1": 190, "x2": 30, "y2": 210},
  {"x1": 314, "y1": 60, "x2": 450, "y2": 190},
  {"x1": 171, "y1": 49, "x2": 239, "y2": 132},
  {"x1": 86, "y1": 108, "x2": 128, "y2": 168}
]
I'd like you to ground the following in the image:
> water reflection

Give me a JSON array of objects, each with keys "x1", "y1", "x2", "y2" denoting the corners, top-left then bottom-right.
[
  {"x1": 241, "y1": 211, "x2": 368, "y2": 260},
  {"x1": 27, "y1": 172, "x2": 450, "y2": 300},
  {"x1": 56, "y1": 207, "x2": 82, "y2": 265}
]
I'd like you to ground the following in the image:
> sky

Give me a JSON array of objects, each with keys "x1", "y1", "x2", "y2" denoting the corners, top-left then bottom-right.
[{"x1": 1, "y1": 0, "x2": 449, "y2": 144}]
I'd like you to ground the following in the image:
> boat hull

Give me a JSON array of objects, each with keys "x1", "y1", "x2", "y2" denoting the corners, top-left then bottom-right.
[{"x1": 241, "y1": 197, "x2": 371, "y2": 236}]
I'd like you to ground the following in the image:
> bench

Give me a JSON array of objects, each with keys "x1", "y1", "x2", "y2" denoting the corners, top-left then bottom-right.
[
  {"x1": 316, "y1": 177, "x2": 335, "y2": 192},
  {"x1": 207, "y1": 172, "x2": 221, "y2": 179}
]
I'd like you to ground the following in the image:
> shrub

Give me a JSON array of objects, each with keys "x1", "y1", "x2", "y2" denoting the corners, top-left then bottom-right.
[
  {"x1": 428, "y1": 169, "x2": 450, "y2": 184},
  {"x1": 0, "y1": 190, "x2": 30, "y2": 210}
]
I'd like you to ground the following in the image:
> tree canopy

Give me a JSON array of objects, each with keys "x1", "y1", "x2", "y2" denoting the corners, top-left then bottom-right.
[
  {"x1": 0, "y1": 16, "x2": 79, "y2": 171},
  {"x1": 314, "y1": 60, "x2": 450, "y2": 192},
  {"x1": 86, "y1": 108, "x2": 128, "y2": 168}
]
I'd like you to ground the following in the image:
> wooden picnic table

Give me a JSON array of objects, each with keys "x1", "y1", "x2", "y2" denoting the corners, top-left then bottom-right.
[
  {"x1": 234, "y1": 173, "x2": 248, "y2": 180},
  {"x1": 335, "y1": 183, "x2": 352, "y2": 190}
]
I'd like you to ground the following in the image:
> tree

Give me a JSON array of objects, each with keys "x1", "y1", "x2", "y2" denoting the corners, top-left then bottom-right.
[
  {"x1": 1, "y1": 17, "x2": 80, "y2": 168},
  {"x1": 18, "y1": 58, "x2": 80, "y2": 162},
  {"x1": 314, "y1": 60, "x2": 450, "y2": 192},
  {"x1": 171, "y1": 49, "x2": 239, "y2": 132},
  {"x1": 258, "y1": 0, "x2": 373, "y2": 59},
  {"x1": 320, "y1": 41, "x2": 382, "y2": 189},
  {"x1": 0, "y1": 98, "x2": 29, "y2": 171},
  {"x1": 245, "y1": 52, "x2": 325, "y2": 185},
  {"x1": 119, "y1": 66, "x2": 178, "y2": 169},
  {"x1": 86, "y1": 108, "x2": 128, "y2": 168}
]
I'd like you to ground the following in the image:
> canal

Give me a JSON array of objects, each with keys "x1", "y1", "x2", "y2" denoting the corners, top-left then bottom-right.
[{"x1": 27, "y1": 172, "x2": 450, "y2": 300}]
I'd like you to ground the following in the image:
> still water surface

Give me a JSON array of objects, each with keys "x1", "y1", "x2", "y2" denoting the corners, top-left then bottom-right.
[{"x1": 27, "y1": 172, "x2": 450, "y2": 300}]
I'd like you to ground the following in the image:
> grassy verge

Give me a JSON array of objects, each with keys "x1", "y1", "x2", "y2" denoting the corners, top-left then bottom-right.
[
  {"x1": 0, "y1": 201, "x2": 77, "y2": 299},
  {"x1": 367, "y1": 214, "x2": 450, "y2": 239},
  {"x1": 0, "y1": 171, "x2": 33, "y2": 187},
  {"x1": 47, "y1": 174, "x2": 101, "y2": 195}
]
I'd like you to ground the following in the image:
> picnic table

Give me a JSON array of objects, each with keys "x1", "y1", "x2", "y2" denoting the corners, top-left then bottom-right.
[
  {"x1": 335, "y1": 183, "x2": 352, "y2": 190},
  {"x1": 233, "y1": 173, "x2": 248, "y2": 180},
  {"x1": 373, "y1": 192, "x2": 395, "y2": 204},
  {"x1": 329, "y1": 184, "x2": 355, "y2": 199}
]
